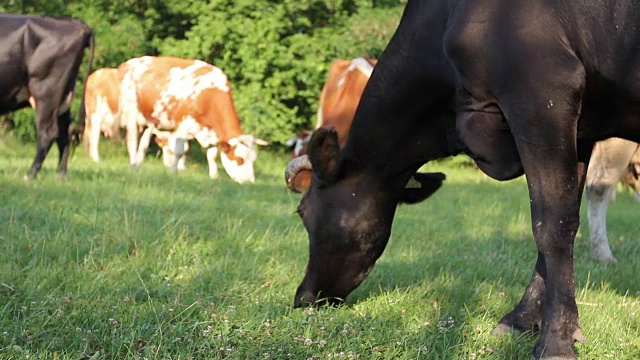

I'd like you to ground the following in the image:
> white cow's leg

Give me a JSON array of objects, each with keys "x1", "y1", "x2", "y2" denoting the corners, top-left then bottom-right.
[
  {"x1": 88, "y1": 115, "x2": 102, "y2": 162},
  {"x1": 136, "y1": 128, "x2": 153, "y2": 165},
  {"x1": 126, "y1": 120, "x2": 139, "y2": 169},
  {"x1": 162, "y1": 145, "x2": 174, "y2": 168},
  {"x1": 172, "y1": 138, "x2": 187, "y2": 173},
  {"x1": 176, "y1": 141, "x2": 189, "y2": 171},
  {"x1": 206, "y1": 146, "x2": 220, "y2": 179},
  {"x1": 586, "y1": 184, "x2": 618, "y2": 264}
]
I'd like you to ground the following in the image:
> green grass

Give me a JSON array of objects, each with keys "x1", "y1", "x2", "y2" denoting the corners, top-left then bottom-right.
[{"x1": 1, "y1": 135, "x2": 639, "y2": 359}]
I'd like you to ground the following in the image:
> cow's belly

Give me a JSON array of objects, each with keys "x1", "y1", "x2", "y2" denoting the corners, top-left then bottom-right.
[
  {"x1": 154, "y1": 115, "x2": 220, "y2": 148},
  {"x1": 457, "y1": 109, "x2": 524, "y2": 181}
]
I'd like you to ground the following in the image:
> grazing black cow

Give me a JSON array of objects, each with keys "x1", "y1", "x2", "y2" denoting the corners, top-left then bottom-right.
[
  {"x1": 286, "y1": 1, "x2": 640, "y2": 359},
  {"x1": 0, "y1": 14, "x2": 94, "y2": 179}
]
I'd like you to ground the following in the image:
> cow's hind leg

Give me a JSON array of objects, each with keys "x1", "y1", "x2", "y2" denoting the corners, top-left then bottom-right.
[
  {"x1": 26, "y1": 107, "x2": 59, "y2": 180},
  {"x1": 55, "y1": 110, "x2": 72, "y2": 179},
  {"x1": 492, "y1": 252, "x2": 546, "y2": 334}
]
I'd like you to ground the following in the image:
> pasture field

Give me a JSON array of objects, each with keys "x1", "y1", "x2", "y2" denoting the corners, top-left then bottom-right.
[{"x1": 0, "y1": 136, "x2": 639, "y2": 359}]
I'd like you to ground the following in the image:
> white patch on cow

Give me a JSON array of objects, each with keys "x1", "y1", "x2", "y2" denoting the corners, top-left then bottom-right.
[
  {"x1": 151, "y1": 61, "x2": 229, "y2": 127},
  {"x1": 87, "y1": 94, "x2": 117, "y2": 162},
  {"x1": 220, "y1": 135, "x2": 258, "y2": 184},
  {"x1": 293, "y1": 137, "x2": 307, "y2": 157},
  {"x1": 170, "y1": 115, "x2": 201, "y2": 138},
  {"x1": 350, "y1": 57, "x2": 374, "y2": 78},
  {"x1": 96, "y1": 95, "x2": 117, "y2": 135},
  {"x1": 337, "y1": 57, "x2": 374, "y2": 88},
  {"x1": 194, "y1": 126, "x2": 220, "y2": 148},
  {"x1": 130, "y1": 56, "x2": 154, "y2": 80}
]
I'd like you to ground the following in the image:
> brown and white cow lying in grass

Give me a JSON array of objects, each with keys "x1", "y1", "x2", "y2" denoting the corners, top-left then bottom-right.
[
  {"x1": 118, "y1": 56, "x2": 267, "y2": 184},
  {"x1": 586, "y1": 137, "x2": 640, "y2": 263}
]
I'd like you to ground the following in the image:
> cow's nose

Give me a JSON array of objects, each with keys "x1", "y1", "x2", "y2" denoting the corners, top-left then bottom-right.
[{"x1": 293, "y1": 288, "x2": 317, "y2": 308}]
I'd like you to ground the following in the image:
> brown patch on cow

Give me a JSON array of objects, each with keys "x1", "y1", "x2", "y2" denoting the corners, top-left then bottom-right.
[
  {"x1": 217, "y1": 141, "x2": 244, "y2": 165},
  {"x1": 225, "y1": 145, "x2": 244, "y2": 165},
  {"x1": 317, "y1": 57, "x2": 376, "y2": 148}
]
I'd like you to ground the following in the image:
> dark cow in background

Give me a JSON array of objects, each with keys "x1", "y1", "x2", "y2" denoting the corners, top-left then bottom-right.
[
  {"x1": 286, "y1": 1, "x2": 640, "y2": 359},
  {"x1": 0, "y1": 14, "x2": 94, "y2": 179},
  {"x1": 83, "y1": 68, "x2": 120, "y2": 162},
  {"x1": 286, "y1": 57, "x2": 376, "y2": 192},
  {"x1": 587, "y1": 138, "x2": 640, "y2": 263}
]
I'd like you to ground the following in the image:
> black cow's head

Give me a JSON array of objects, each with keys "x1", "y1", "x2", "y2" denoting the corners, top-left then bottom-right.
[{"x1": 292, "y1": 128, "x2": 445, "y2": 307}]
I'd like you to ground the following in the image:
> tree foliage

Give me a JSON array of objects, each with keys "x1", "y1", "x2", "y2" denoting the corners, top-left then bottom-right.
[{"x1": 1, "y1": 0, "x2": 406, "y2": 145}]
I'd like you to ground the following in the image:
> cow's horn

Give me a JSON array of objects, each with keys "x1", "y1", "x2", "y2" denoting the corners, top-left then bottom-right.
[{"x1": 285, "y1": 155, "x2": 312, "y2": 193}]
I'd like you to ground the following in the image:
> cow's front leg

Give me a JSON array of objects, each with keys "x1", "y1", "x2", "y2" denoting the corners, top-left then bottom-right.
[
  {"x1": 176, "y1": 140, "x2": 189, "y2": 171},
  {"x1": 135, "y1": 127, "x2": 153, "y2": 165},
  {"x1": 512, "y1": 130, "x2": 588, "y2": 359},
  {"x1": 125, "y1": 119, "x2": 139, "y2": 169},
  {"x1": 171, "y1": 138, "x2": 187, "y2": 173},
  {"x1": 206, "y1": 146, "x2": 220, "y2": 179}
]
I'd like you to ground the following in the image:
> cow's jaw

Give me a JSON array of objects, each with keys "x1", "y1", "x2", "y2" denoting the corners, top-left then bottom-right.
[{"x1": 220, "y1": 142, "x2": 257, "y2": 184}]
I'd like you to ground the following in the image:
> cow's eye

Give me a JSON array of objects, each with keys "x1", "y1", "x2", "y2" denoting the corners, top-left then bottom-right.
[{"x1": 295, "y1": 205, "x2": 305, "y2": 218}]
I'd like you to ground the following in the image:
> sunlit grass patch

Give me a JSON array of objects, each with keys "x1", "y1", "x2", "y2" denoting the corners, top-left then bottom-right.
[{"x1": 1, "y1": 136, "x2": 639, "y2": 359}]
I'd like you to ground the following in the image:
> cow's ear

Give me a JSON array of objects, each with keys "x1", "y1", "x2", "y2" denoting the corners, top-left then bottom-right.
[
  {"x1": 308, "y1": 127, "x2": 341, "y2": 184},
  {"x1": 399, "y1": 172, "x2": 446, "y2": 204}
]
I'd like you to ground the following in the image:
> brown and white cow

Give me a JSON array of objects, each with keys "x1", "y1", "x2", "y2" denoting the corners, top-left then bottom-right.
[
  {"x1": 118, "y1": 56, "x2": 266, "y2": 184},
  {"x1": 286, "y1": 57, "x2": 376, "y2": 191},
  {"x1": 586, "y1": 138, "x2": 640, "y2": 263},
  {"x1": 83, "y1": 68, "x2": 120, "y2": 162}
]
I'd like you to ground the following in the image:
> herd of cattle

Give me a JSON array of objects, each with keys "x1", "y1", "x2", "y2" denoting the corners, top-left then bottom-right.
[{"x1": 2, "y1": 5, "x2": 640, "y2": 358}]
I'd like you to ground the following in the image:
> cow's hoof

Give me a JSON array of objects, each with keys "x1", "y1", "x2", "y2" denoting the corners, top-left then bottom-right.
[
  {"x1": 56, "y1": 173, "x2": 67, "y2": 181},
  {"x1": 531, "y1": 328, "x2": 584, "y2": 360},
  {"x1": 491, "y1": 323, "x2": 517, "y2": 335},
  {"x1": 591, "y1": 252, "x2": 618, "y2": 264},
  {"x1": 23, "y1": 174, "x2": 36, "y2": 182},
  {"x1": 129, "y1": 164, "x2": 139, "y2": 171}
]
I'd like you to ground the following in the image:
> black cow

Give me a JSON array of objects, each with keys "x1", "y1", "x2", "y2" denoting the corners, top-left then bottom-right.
[
  {"x1": 0, "y1": 14, "x2": 94, "y2": 179},
  {"x1": 286, "y1": 1, "x2": 640, "y2": 359}
]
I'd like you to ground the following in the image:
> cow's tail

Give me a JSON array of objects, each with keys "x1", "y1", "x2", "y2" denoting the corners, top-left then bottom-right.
[{"x1": 72, "y1": 28, "x2": 95, "y2": 146}]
